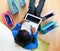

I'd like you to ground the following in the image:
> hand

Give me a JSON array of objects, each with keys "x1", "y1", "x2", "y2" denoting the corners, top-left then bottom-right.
[{"x1": 31, "y1": 26, "x2": 36, "y2": 34}]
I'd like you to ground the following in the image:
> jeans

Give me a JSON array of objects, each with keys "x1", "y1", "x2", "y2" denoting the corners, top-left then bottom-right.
[
  {"x1": 28, "y1": 0, "x2": 45, "y2": 17},
  {"x1": 28, "y1": 0, "x2": 45, "y2": 31}
]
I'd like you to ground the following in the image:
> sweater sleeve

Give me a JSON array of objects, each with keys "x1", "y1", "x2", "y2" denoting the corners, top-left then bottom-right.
[
  {"x1": 12, "y1": 23, "x2": 22, "y2": 31},
  {"x1": 29, "y1": 31, "x2": 38, "y2": 38},
  {"x1": 32, "y1": 31, "x2": 38, "y2": 38},
  {"x1": 11, "y1": 23, "x2": 22, "y2": 38},
  {"x1": 24, "y1": 36, "x2": 38, "y2": 50},
  {"x1": 24, "y1": 31, "x2": 38, "y2": 50}
]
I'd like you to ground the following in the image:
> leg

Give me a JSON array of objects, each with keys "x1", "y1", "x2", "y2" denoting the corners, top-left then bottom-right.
[
  {"x1": 28, "y1": 0, "x2": 36, "y2": 15},
  {"x1": 36, "y1": 0, "x2": 45, "y2": 31},
  {"x1": 35, "y1": 0, "x2": 45, "y2": 17}
]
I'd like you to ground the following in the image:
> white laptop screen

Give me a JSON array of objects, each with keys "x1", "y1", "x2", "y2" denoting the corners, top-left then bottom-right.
[{"x1": 25, "y1": 14, "x2": 41, "y2": 24}]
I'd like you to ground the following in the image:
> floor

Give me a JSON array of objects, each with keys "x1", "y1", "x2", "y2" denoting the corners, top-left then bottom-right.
[{"x1": 0, "y1": 0, "x2": 60, "y2": 51}]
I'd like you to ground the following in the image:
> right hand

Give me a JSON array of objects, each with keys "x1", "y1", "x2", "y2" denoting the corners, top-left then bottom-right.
[{"x1": 31, "y1": 26, "x2": 36, "y2": 34}]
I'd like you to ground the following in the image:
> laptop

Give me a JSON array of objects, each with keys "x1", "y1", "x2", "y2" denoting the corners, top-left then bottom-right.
[{"x1": 21, "y1": 13, "x2": 42, "y2": 33}]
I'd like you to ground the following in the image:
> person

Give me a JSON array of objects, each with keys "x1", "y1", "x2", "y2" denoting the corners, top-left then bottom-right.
[
  {"x1": 12, "y1": 19, "x2": 38, "y2": 50},
  {"x1": 12, "y1": 0, "x2": 45, "y2": 50}
]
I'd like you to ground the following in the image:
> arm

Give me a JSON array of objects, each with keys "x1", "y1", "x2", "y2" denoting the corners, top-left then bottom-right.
[
  {"x1": 24, "y1": 37, "x2": 38, "y2": 50},
  {"x1": 24, "y1": 27, "x2": 38, "y2": 50},
  {"x1": 31, "y1": 26, "x2": 38, "y2": 38},
  {"x1": 11, "y1": 23, "x2": 22, "y2": 38},
  {"x1": 12, "y1": 19, "x2": 25, "y2": 31},
  {"x1": 24, "y1": 30, "x2": 38, "y2": 50},
  {"x1": 32, "y1": 31, "x2": 38, "y2": 38},
  {"x1": 12, "y1": 23, "x2": 22, "y2": 31},
  {"x1": 11, "y1": 19, "x2": 25, "y2": 38}
]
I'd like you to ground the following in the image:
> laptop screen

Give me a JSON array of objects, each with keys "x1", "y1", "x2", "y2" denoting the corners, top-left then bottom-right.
[{"x1": 26, "y1": 15, "x2": 40, "y2": 24}]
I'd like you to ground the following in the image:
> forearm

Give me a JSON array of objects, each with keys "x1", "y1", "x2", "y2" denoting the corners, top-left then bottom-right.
[
  {"x1": 32, "y1": 31, "x2": 38, "y2": 38},
  {"x1": 12, "y1": 23, "x2": 22, "y2": 31}
]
